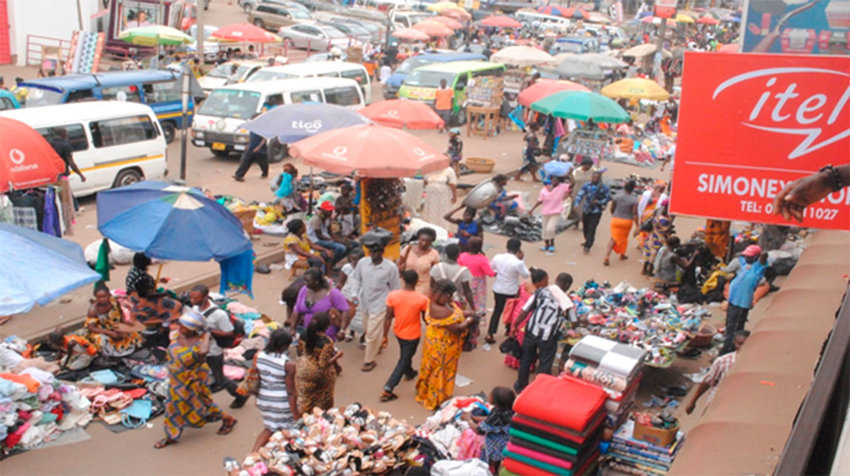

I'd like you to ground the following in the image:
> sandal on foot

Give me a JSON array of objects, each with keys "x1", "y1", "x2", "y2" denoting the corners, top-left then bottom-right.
[
  {"x1": 217, "y1": 417, "x2": 237, "y2": 435},
  {"x1": 379, "y1": 391, "x2": 398, "y2": 402},
  {"x1": 154, "y1": 438, "x2": 177, "y2": 449},
  {"x1": 603, "y1": 258, "x2": 610, "y2": 266},
  {"x1": 620, "y1": 254, "x2": 629, "y2": 260},
  {"x1": 485, "y1": 335, "x2": 496, "y2": 344},
  {"x1": 361, "y1": 362, "x2": 377, "y2": 372}
]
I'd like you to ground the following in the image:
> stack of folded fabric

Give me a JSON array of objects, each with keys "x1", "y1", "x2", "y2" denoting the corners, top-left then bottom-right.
[
  {"x1": 503, "y1": 374, "x2": 607, "y2": 476},
  {"x1": 565, "y1": 336, "x2": 646, "y2": 428},
  {"x1": 603, "y1": 420, "x2": 685, "y2": 475}
]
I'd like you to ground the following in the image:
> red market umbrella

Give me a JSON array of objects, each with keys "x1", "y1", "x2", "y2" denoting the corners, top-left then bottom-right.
[
  {"x1": 480, "y1": 15, "x2": 522, "y2": 29},
  {"x1": 697, "y1": 16, "x2": 720, "y2": 25},
  {"x1": 211, "y1": 23, "x2": 282, "y2": 43},
  {"x1": 289, "y1": 123, "x2": 449, "y2": 178},
  {"x1": 413, "y1": 20, "x2": 454, "y2": 37},
  {"x1": 392, "y1": 27, "x2": 431, "y2": 42},
  {"x1": 441, "y1": 9, "x2": 471, "y2": 21},
  {"x1": 430, "y1": 16, "x2": 464, "y2": 30},
  {"x1": 0, "y1": 117, "x2": 66, "y2": 193},
  {"x1": 359, "y1": 99, "x2": 445, "y2": 130},
  {"x1": 561, "y1": 7, "x2": 590, "y2": 19},
  {"x1": 518, "y1": 79, "x2": 590, "y2": 107}
]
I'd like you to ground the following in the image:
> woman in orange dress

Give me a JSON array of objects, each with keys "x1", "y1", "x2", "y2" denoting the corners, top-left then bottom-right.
[{"x1": 415, "y1": 279, "x2": 476, "y2": 411}]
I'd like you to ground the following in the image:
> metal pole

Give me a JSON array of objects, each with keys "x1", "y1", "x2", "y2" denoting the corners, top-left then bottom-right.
[
  {"x1": 179, "y1": 64, "x2": 190, "y2": 181},
  {"x1": 196, "y1": 0, "x2": 205, "y2": 63},
  {"x1": 653, "y1": 20, "x2": 667, "y2": 85}
]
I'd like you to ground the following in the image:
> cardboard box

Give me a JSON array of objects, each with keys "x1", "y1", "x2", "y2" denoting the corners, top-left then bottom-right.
[{"x1": 633, "y1": 421, "x2": 678, "y2": 448}]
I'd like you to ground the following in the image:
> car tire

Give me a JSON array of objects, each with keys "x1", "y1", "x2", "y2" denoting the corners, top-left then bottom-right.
[
  {"x1": 211, "y1": 148, "x2": 231, "y2": 158},
  {"x1": 161, "y1": 121, "x2": 176, "y2": 144},
  {"x1": 243, "y1": 3, "x2": 252, "y2": 14},
  {"x1": 267, "y1": 138, "x2": 287, "y2": 163},
  {"x1": 113, "y1": 168, "x2": 143, "y2": 188},
  {"x1": 253, "y1": 18, "x2": 265, "y2": 29}
]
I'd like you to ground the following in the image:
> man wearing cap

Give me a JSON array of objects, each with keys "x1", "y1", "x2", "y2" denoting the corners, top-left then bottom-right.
[
  {"x1": 720, "y1": 245, "x2": 768, "y2": 354},
  {"x1": 352, "y1": 235, "x2": 400, "y2": 372},
  {"x1": 308, "y1": 202, "x2": 348, "y2": 264}
]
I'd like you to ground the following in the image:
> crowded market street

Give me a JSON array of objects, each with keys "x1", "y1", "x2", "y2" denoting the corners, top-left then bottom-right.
[{"x1": 0, "y1": 0, "x2": 848, "y2": 475}]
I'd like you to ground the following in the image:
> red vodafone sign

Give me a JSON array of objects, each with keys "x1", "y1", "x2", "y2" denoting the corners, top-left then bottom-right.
[{"x1": 671, "y1": 52, "x2": 850, "y2": 231}]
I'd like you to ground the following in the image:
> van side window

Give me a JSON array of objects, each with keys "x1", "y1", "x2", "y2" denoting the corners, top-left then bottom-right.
[
  {"x1": 90, "y1": 115, "x2": 157, "y2": 148},
  {"x1": 318, "y1": 72, "x2": 339, "y2": 78},
  {"x1": 323, "y1": 87, "x2": 360, "y2": 107},
  {"x1": 340, "y1": 69, "x2": 367, "y2": 86},
  {"x1": 473, "y1": 68, "x2": 504, "y2": 79},
  {"x1": 454, "y1": 74, "x2": 468, "y2": 91},
  {"x1": 102, "y1": 86, "x2": 142, "y2": 103},
  {"x1": 35, "y1": 124, "x2": 89, "y2": 152},
  {"x1": 290, "y1": 90, "x2": 322, "y2": 103},
  {"x1": 144, "y1": 81, "x2": 181, "y2": 103},
  {"x1": 67, "y1": 90, "x2": 95, "y2": 103}
]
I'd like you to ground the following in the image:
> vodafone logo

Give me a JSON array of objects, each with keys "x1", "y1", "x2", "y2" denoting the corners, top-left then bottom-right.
[
  {"x1": 9, "y1": 149, "x2": 25, "y2": 165},
  {"x1": 712, "y1": 67, "x2": 850, "y2": 160},
  {"x1": 385, "y1": 109, "x2": 399, "y2": 117},
  {"x1": 320, "y1": 145, "x2": 348, "y2": 162},
  {"x1": 412, "y1": 147, "x2": 436, "y2": 162}
]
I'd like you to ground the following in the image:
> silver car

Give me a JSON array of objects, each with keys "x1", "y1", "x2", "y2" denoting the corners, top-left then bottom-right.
[
  {"x1": 278, "y1": 24, "x2": 355, "y2": 52},
  {"x1": 320, "y1": 21, "x2": 371, "y2": 45}
]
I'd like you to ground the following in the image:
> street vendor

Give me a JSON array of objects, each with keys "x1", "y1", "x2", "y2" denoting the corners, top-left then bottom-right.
[{"x1": 720, "y1": 245, "x2": 768, "y2": 355}]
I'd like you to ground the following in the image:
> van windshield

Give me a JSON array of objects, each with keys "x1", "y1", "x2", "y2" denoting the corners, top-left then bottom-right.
[
  {"x1": 404, "y1": 70, "x2": 455, "y2": 88},
  {"x1": 206, "y1": 63, "x2": 251, "y2": 79},
  {"x1": 248, "y1": 70, "x2": 297, "y2": 82},
  {"x1": 397, "y1": 57, "x2": 432, "y2": 74},
  {"x1": 198, "y1": 89, "x2": 262, "y2": 119},
  {"x1": 21, "y1": 87, "x2": 65, "y2": 107}
]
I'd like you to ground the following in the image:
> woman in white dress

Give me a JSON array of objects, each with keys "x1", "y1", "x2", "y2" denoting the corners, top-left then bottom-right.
[{"x1": 422, "y1": 167, "x2": 458, "y2": 230}]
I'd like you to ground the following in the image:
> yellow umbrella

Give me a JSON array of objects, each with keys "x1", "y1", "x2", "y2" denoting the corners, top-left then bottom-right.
[
  {"x1": 601, "y1": 78, "x2": 670, "y2": 101},
  {"x1": 427, "y1": 1, "x2": 465, "y2": 12},
  {"x1": 675, "y1": 13, "x2": 695, "y2": 23}
]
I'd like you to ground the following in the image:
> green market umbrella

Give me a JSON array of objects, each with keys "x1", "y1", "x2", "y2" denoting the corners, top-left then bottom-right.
[
  {"x1": 530, "y1": 91, "x2": 629, "y2": 124},
  {"x1": 118, "y1": 25, "x2": 193, "y2": 47}
]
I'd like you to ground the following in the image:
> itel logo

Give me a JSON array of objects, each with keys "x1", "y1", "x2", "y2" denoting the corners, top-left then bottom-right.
[{"x1": 712, "y1": 67, "x2": 850, "y2": 160}]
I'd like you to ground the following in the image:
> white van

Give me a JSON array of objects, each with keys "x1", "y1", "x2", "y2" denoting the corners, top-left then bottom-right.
[
  {"x1": 192, "y1": 77, "x2": 366, "y2": 158},
  {"x1": 515, "y1": 11, "x2": 572, "y2": 32},
  {"x1": 0, "y1": 101, "x2": 167, "y2": 197},
  {"x1": 246, "y1": 61, "x2": 373, "y2": 102}
]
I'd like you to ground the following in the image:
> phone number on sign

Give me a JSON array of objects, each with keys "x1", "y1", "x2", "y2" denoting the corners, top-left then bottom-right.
[{"x1": 739, "y1": 199, "x2": 842, "y2": 221}]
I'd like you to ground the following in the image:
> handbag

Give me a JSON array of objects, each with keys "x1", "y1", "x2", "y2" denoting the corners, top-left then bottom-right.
[
  {"x1": 121, "y1": 399, "x2": 153, "y2": 429},
  {"x1": 236, "y1": 354, "x2": 260, "y2": 397},
  {"x1": 499, "y1": 337, "x2": 522, "y2": 357},
  {"x1": 639, "y1": 217, "x2": 654, "y2": 233}
]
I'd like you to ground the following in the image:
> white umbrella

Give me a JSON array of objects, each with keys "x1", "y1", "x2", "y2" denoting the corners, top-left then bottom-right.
[{"x1": 491, "y1": 46, "x2": 556, "y2": 67}]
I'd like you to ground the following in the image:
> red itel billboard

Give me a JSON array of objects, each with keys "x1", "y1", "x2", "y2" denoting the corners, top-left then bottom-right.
[{"x1": 671, "y1": 52, "x2": 850, "y2": 231}]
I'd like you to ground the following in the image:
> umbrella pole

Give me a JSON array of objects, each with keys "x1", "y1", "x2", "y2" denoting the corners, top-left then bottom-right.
[
  {"x1": 155, "y1": 263, "x2": 164, "y2": 284},
  {"x1": 308, "y1": 167, "x2": 314, "y2": 215}
]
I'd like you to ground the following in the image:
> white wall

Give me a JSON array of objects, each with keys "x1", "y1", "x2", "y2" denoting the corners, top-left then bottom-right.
[{"x1": 8, "y1": 0, "x2": 101, "y2": 65}]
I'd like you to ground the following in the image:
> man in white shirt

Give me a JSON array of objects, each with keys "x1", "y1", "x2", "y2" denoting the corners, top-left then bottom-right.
[
  {"x1": 429, "y1": 243, "x2": 476, "y2": 313},
  {"x1": 189, "y1": 284, "x2": 246, "y2": 408},
  {"x1": 486, "y1": 238, "x2": 530, "y2": 344},
  {"x1": 352, "y1": 238, "x2": 400, "y2": 372}
]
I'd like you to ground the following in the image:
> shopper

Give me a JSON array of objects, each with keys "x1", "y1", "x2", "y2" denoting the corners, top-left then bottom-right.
[
  {"x1": 720, "y1": 246, "x2": 768, "y2": 354},
  {"x1": 232, "y1": 132, "x2": 268, "y2": 182},
  {"x1": 399, "y1": 227, "x2": 441, "y2": 296},
  {"x1": 514, "y1": 269, "x2": 564, "y2": 393},
  {"x1": 463, "y1": 386, "x2": 516, "y2": 474},
  {"x1": 155, "y1": 312, "x2": 237, "y2": 449},
  {"x1": 574, "y1": 170, "x2": 612, "y2": 253},
  {"x1": 434, "y1": 78, "x2": 454, "y2": 131},
  {"x1": 528, "y1": 174, "x2": 571, "y2": 255},
  {"x1": 247, "y1": 329, "x2": 300, "y2": 453},
  {"x1": 486, "y1": 238, "x2": 530, "y2": 344},
  {"x1": 458, "y1": 237, "x2": 495, "y2": 315},
  {"x1": 604, "y1": 179, "x2": 639, "y2": 265},
  {"x1": 189, "y1": 284, "x2": 247, "y2": 409},
  {"x1": 295, "y1": 313, "x2": 342, "y2": 413},
  {"x1": 353, "y1": 237, "x2": 400, "y2": 372},
  {"x1": 379, "y1": 270, "x2": 429, "y2": 402}
]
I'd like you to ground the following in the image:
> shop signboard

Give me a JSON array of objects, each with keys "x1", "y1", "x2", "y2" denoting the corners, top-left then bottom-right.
[
  {"x1": 671, "y1": 52, "x2": 850, "y2": 231},
  {"x1": 654, "y1": 0, "x2": 676, "y2": 19},
  {"x1": 742, "y1": 0, "x2": 850, "y2": 55}
]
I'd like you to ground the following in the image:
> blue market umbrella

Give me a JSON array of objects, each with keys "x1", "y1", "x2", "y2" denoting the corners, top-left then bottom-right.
[
  {"x1": 97, "y1": 181, "x2": 251, "y2": 262},
  {"x1": 241, "y1": 103, "x2": 369, "y2": 143},
  {"x1": 0, "y1": 223, "x2": 100, "y2": 315}
]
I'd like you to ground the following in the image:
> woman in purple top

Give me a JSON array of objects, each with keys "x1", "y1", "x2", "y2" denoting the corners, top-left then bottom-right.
[{"x1": 288, "y1": 268, "x2": 349, "y2": 340}]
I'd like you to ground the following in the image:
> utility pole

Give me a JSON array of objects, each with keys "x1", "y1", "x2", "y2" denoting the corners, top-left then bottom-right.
[
  {"x1": 179, "y1": 63, "x2": 190, "y2": 182},
  {"x1": 196, "y1": 0, "x2": 205, "y2": 63}
]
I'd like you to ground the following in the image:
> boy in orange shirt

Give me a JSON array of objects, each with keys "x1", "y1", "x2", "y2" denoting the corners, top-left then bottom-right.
[{"x1": 380, "y1": 270, "x2": 429, "y2": 401}]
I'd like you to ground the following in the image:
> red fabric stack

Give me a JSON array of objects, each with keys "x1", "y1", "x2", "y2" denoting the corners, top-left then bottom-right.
[{"x1": 504, "y1": 374, "x2": 607, "y2": 475}]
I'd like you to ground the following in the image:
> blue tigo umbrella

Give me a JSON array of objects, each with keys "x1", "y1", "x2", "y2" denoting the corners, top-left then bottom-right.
[
  {"x1": 241, "y1": 103, "x2": 369, "y2": 143},
  {"x1": 0, "y1": 223, "x2": 101, "y2": 315},
  {"x1": 97, "y1": 181, "x2": 251, "y2": 261}
]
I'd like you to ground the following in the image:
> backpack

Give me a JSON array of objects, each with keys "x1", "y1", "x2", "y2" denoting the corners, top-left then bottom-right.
[{"x1": 202, "y1": 306, "x2": 246, "y2": 349}]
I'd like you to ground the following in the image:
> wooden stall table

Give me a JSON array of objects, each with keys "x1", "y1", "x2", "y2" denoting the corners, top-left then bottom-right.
[{"x1": 466, "y1": 106, "x2": 499, "y2": 139}]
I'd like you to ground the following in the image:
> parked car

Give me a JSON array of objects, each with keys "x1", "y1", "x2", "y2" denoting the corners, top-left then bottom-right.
[
  {"x1": 550, "y1": 36, "x2": 601, "y2": 55},
  {"x1": 278, "y1": 24, "x2": 356, "y2": 52},
  {"x1": 319, "y1": 21, "x2": 372, "y2": 44},
  {"x1": 239, "y1": 0, "x2": 309, "y2": 14},
  {"x1": 198, "y1": 60, "x2": 267, "y2": 94},
  {"x1": 332, "y1": 17, "x2": 385, "y2": 43},
  {"x1": 183, "y1": 24, "x2": 220, "y2": 63},
  {"x1": 249, "y1": 2, "x2": 313, "y2": 31}
]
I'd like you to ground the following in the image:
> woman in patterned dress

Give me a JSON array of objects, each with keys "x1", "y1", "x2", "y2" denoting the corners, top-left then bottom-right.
[
  {"x1": 501, "y1": 281, "x2": 534, "y2": 369},
  {"x1": 295, "y1": 313, "x2": 343, "y2": 414},
  {"x1": 154, "y1": 312, "x2": 237, "y2": 449},
  {"x1": 415, "y1": 279, "x2": 476, "y2": 410},
  {"x1": 85, "y1": 283, "x2": 143, "y2": 358},
  {"x1": 641, "y1": 200, "x2": 672, "y2": 276}
]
